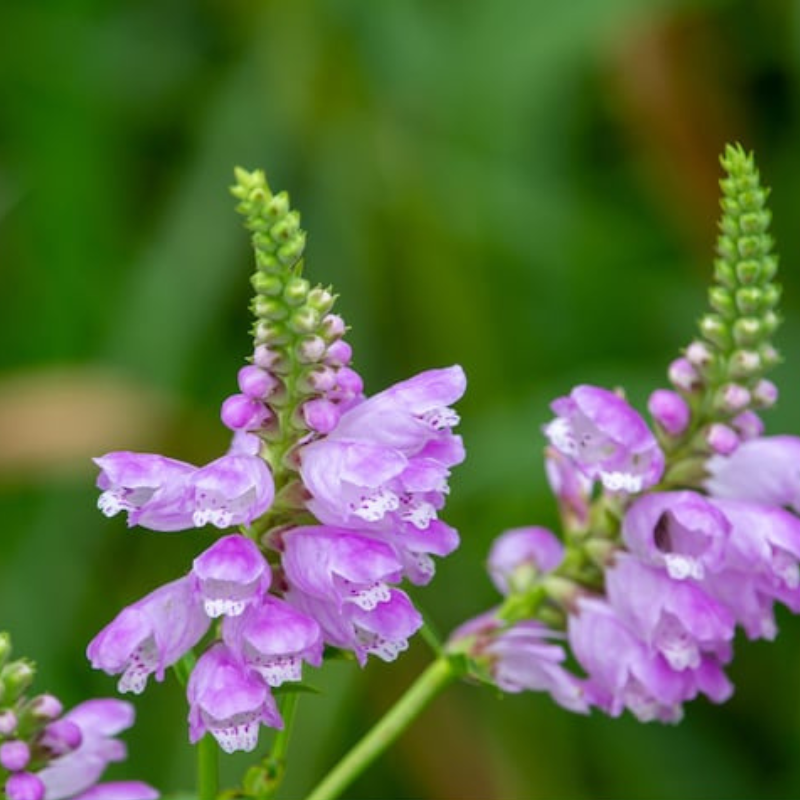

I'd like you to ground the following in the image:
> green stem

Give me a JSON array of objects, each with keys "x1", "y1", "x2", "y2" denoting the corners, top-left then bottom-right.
[
  {"x1": 198, "y1": 734, "x2": 220, "y2": 800},
  {"x1": 260, "y1": 691, "x2": 300, "y2": 799},
  {"x1": 305, "y1": 657, "x2": 457, "y2": 800}
]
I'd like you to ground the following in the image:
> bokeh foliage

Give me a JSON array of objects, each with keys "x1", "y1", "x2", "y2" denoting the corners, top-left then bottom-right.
[{"x1": 2, "y1": 0, "x2": 800, "y2": 797}]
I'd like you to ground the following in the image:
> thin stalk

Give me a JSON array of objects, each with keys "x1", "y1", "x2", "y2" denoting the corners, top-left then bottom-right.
[
  {"x1": 261, "y1": 691, "x2": 300, "y2": 799},
  {"x1": 305, "y1": 657, "x2": 457, "y2": 800},
  {"x1": 198, "y1": 734, "x2": 220, "y2": 800}
]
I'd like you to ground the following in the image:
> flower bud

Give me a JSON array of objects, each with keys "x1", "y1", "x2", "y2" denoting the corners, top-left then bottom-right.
[
  {"x1": 700, "y1": 314, "x2": 732, "y2": 349},
  {"x1": 325, "y1": 340, "x2": 352, "y2": 367},
  {"x1": 252, "y1": 296, "x2": 288, "y2": 321},
  {"x1": 27, "y1": 694, "x2": 61, "y2": 721},
  {"x1": 731, "y1": 410, "x2": 764, "y2": 440},
  {"x1": 321, "y1": 313, "x2": 346, "y2": 339},
  {"x1": 488, "y1": 527, "x2": 564, "y2": 596},
  {"x1": 686, "y1": 341, "x2": 713, "y2": 369},
  {"x1": 5, "y1": 772, "x2": 44, "y2": 800},
  {"x1": 648, "y1": 389, "x2": 690, "y2": 436},
  {"x1": 714, "y1": 383, "x2": 751, "y2": 415},
  {"x1": 250, "y1": 272, "x2": 282, "y2": 297},
  {"x1": 332, "y1": 367, "x2": 364, "y2": 400},
  {"x1": 307, "y1": 287, "x2": 335, "y2": 314},
  {"x1": 732, "y1": 317, "x2": 762, "y2": 347},
  {"x1": 296, "y1": 335, "x2": 327, "y2": 364},
  {"x1": 39, "y1": 719, "x2": 82, "y2": 756},
  {"x1": 727, "y1": 349, "x2": 761, "y2": 379},
  {"x1": 237, "y1": 366, "x2": 278, "y2": 399},
  {"x1": 707, "y1": 423, "x2": 739, "y2": 455},
  {"x1": 1, "y1": 662, "x2": 34, "y2": 703},
  {"x1": 289, "y1": 307, "x2": 320, "y2": 335},
  {"x1": 0, "y1": 741, "x2": 30, "y2": 771},
  {"x1": 221, "y1": 395, "x2": 270, "y2": 431},
  {"x1": 668, "y1": 358, "x2": 700, "y2": 392},
  {"x1": 302, "y1": 398, "x2": 341, "y2": 434},
  {"x1": 752, "y1": 379, "x2": 778, "y2": 408},
  {"x1": 283, "y1": 276, "x2": 310, "y2": 306},
  {"x1": 0, "y1": 710, "x2": 17, "y2": 736}
]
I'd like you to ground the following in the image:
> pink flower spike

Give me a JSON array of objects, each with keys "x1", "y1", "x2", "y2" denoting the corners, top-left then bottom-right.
[
  {"x1": 192, "y1": 534, "x2": 271, "y2": 618},
  {"x1": 187, "y1": 644, "x2": 282, "y2": 754}
]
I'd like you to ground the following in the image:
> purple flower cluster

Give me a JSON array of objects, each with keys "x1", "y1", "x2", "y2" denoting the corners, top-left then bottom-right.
[
  {"x1": 90, "y1": 349, "x2": 465, "y2": 750},
  {"x1": 1, "y1": 696, "x2": 156, "y2": 800},
  {"x1": 454, "y1": 383, "x2": 800, "y2": 723}
]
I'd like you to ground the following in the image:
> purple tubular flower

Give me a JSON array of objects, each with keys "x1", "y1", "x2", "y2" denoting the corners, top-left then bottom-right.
[
  {"x1": 282, "y1": 526, "x2": 403, "y2": 611},
  {"x1": 300, "y1": 366, "x2": 466, "y2": 534},
  {"x1": 569, "y1": 599, "x2": 732, "y2": 722},
  {"x1": 622, "y1": 491, "x2": 730, "y2": 580},
  {"x1": 484, "y1": 620, "x2": 588, "y2": 713},
  {"x1": 706, "y1": 435, "x2": 800, "y2": 512},
  {"x1": 544, "y1": 385, "x2": 664, "y2": 493},
  {"x1": 705, "y1": 499, "x2": 800, "y2": 630},
  {"x1": 70, "y1": 782, "x2": 159, "y2": 800},
  {"x1": 37, "y1": 700, "x2": 157, "y2": 800},
  {"x1": 544, "y1": 447, "x2": 591, "y2": 527},
  {"x1": 94, "y1": 448, "x2": 275, "y2": 532},
  {"x1": 287, "y1": 587, "x2": 422, "y2": 665},
  {"x1": 605, "y1": 554, "x2": 735, "y2": 670},
  {"x1": 187, "y1": 644, "x2": 282, "y2": 754},
  {"x1": 369, "y1": 518, "x2": 460, "y2": 585},
  {"x1": 191, "y1": 534, "x2": 271, "y2": 618},
  {"x1": 488, "y1": 527, "x2": 564, "y2": 595},
  {"x1": 94, "y1": 454, "x2": 196, "y2": 532},
  {"x1": 223, "y1": 596, "x2": 323, "y2": 687},
  {"x1": 190, "y1": 454, "x2": 274, "y2": 528},
  {"x1": 87, "y1": 577, "x2": 210, "y2": 694}
]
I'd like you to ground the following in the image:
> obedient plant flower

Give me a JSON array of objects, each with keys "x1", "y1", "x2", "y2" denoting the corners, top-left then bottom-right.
[
  {"x1": 94, "y1": 449, "x2": 274, "y2": 532},
  {"x1": 544, "y1": 384, "x2": 665, "y2": 493},
  {"x1": 0, "y1": 635, "x2": 156, "y2": 800},
  {"x1": 87, "y1": 577, "x2": 210, "y2": 694},
  {"x1": 187, "y1": 644, "x2": 282, "y2": 754},
  {"x1": 88, "y1": 166, "x2": 466, "y2": 762},
  {"x1": 300, "y1": 366, "x2": 466, "y2": 537},
  {"x1": 449, "y1": 145, "x2": 794, "y2": 726},
  {"x1": 222, "y1": 596, "x2": 323, "y2": 687},
  {"x1": 706, "y1": 435, "x2": 800, "y2": 511}
]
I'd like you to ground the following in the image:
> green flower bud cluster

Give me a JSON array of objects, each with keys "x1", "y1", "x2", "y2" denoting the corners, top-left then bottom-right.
[
  {"x1": 0, "y1": 633, "x2": 63, "y2": 760},
  {"x1": 695, "y1": 144, "x2": 781, "y2": 410},
  {"x1": 230, "y1": 169, "x2": 354, "y2": 517}
]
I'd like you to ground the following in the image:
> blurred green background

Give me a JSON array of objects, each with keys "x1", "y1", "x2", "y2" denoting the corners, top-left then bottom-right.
[{"x1": 2, "y1": 0, "x2": 800, "y2": 797}]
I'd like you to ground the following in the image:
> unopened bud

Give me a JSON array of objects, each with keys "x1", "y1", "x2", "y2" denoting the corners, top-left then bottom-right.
[
  {"x1": 283, "y1": 276, "x2": 310, "y2": 306},
  {"x1": 321, "y1": 313, "x2": 346, "y2": 339},
  {"x1": 5, "y1": 772, "x2": 45, "y2": 800},
  {"x1": 289, "y1": 307, "x2": 320, "y2": 335},
  {"x1": 325, "y1": 340, "x2": 353, "y2": 367},
  {"x1": 752, "y1": 379, "x2": 778, "y2": 408},
  {"x1": 714, "y1": 383, "x2": 751, "y2": 415},
  {"x1": 296, "y1": 335, "x2": 327, "y2": 364},
  {"x1": 1, "y1": 662, "x2": 34, "y2": 703},
  {"x1": 668, "y1": 358, "x2": 700, "y2": 392},
  {"x1": 727, "y1": 349, "x2": 761, "y2": 379},
  {"x1": 732, "y1": 410, "x2": 764, "y2": 440},
  {"x1": 647, "y1": 389, "x2": 690, "y2": 436},
  {"x1": 0, "y1": 741, "x2": 30, "y2": 771},
  {"x1": 307, "y1": 287, "x2": 335, "y2": 314},
  {"x1": 732, "y1": 317, "x2": 762, "y2": 347},
  {"x1": 302, "y1": 398, "x2": 341, "y2": 434},
  {"x1": 237, "y1": 366, "x2": 278, "y2": 399},
  {"x1": 706, "y1": 423, "x2": 739, "y2": 456}
]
